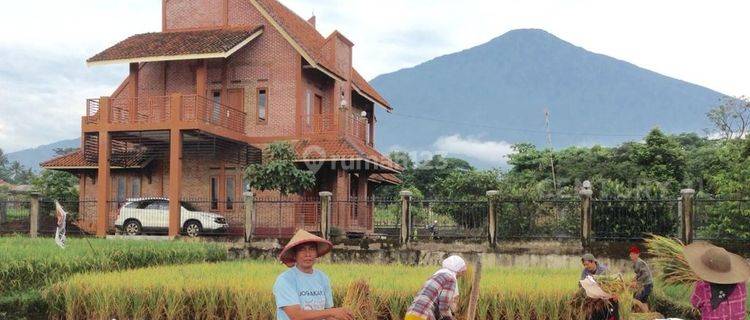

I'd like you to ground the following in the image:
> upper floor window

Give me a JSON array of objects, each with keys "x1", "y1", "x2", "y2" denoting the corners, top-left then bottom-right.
[{"x1": 257, "y1": 88, "x2": 267, "y2": 123}]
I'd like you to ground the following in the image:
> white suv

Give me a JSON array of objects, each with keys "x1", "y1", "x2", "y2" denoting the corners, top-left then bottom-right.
[{"x1": 114, "y1": 198, "x2": 228, "y2": 237}]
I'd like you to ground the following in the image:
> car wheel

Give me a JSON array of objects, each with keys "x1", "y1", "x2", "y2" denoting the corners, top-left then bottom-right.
[
  {"x1": 184, "y1": 221, "x2": 202, "y2": 237},
  {"x1": 124, "y1": 220, "x2": 142, "y2": 235}
]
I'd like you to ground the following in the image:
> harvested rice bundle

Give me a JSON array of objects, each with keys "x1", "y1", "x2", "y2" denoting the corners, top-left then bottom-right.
[
  {"x1": 342, "y1": 280, "x2": 377, "y2": 320},
  {"x1": 571, "y1": 274, "x2": 635, "y2": 320},
  {"x1": 644, "y1": 234, "x2": 699, "y2": 285}
]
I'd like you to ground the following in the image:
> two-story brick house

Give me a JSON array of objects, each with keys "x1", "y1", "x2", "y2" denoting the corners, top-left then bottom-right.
[{"x1": 41, "y1": 0, "x2": 401, "y2": 238}]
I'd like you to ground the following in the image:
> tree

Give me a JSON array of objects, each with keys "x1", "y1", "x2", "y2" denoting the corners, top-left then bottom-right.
[
  {"x1": 706, "y1": 96, "x2": 750, "y2": 140},
  {"x1": 244, "y1": 142, "x2": 315, "y2": 195},
  {"x1": 32, "y1": 170, "x2": 78, "y2": 200},
  {"x1": 412, "y1": 155, "x2": 473, "y2": 198},
  {"x1": 631, "y1": 128, "x2": 686, "y2": 184}
]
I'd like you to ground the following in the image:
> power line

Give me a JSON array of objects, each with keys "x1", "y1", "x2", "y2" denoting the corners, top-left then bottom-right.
[{"x1": 388, "y1": 111, "x2": 645, "y2": 138}]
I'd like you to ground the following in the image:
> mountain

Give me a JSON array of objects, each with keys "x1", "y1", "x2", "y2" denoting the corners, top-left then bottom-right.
[
  {"x1": 6, "y1": 138, "x2": 80, "y2": 172},
  {"x1": 371, "y1": 29, "x2": 726, "y2": 165}
]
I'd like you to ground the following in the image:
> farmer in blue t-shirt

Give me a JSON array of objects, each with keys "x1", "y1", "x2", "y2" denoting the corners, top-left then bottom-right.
[{"x1": 273, "y1": 229, "x2": 353, "y2": 320}]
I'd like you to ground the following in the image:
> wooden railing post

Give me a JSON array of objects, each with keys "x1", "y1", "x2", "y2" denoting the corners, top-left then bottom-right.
[
  {"x1": 319, "y1": 191, "x2": 332, "y2": 240},
  {"x1": 680, "y1": 189, "x2": 696, "y2": 244},
  {"x1": 486, "y1": 190, "x2": 499, "y2": 248},
  {"x1": 579, "y1": 181, "x2": 593, "y2": 248},
  {"x1": 399, "y1": 190, "x2": 412, "y2": 245},
  {"x1": 244, "y1": 191, "x2": 255, "y2": 242},
  {"x1": 30, "y1": 193, "x2": 41, "y2": 238}
]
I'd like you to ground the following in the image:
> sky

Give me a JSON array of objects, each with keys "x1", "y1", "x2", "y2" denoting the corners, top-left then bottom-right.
[{"x1": 0, "y1": 0, "x2": 748, "y2": 165}]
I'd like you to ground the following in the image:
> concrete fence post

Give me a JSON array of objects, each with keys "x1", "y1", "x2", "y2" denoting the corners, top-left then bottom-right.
[
  {"x1": 319, "y1": 191, "x2": 333, "y2": 240},
  {"x1": 680, "y1": 189, "x2": 696, "y2": 244},
  {"x1": 30, "y1": 193, "x2": 41, "y2": 238},
  {"x1": 579, "y1": 181, "x2": 593, "y2": 247},
  {"x1": 486, "y1": 190, "x2": 499, "y2": 248},
  {"x1": 0, "y1": 200, "x2": 7, "y2": 225},
  {"x1": 243, "y1": 191, "x2": 254, "y2": 242},
  {"x1": 399, "y1": 190, "x2": 413, "y2": 245}
]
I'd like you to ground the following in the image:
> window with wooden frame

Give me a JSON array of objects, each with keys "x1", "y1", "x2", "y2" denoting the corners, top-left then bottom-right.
[
  {"x1": 210, "y1": 176, "x2": 219, "y2": 211},
  {"x1": 257, "y1": 87, "x2": 267, "y2": 123},
  {"x1": 226, "y1": 175, "x2": 235, "y2": 210}
]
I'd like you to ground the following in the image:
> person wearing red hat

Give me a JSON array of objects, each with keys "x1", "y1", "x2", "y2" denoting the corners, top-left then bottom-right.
[
  {"x1": 628, "y1": 245, "x2": 653, "y2": 304},
  {"x1": 272, "y1": 229, "x2": 353, "y2": 320}
]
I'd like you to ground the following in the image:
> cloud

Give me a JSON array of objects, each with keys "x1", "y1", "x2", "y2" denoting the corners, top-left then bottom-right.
[
  {"x1": 433, "y1": 135, "x2": 514, "y2": 166},
  {"x1": 0, "y1": 46, "x2": 123, "y2": 152}
]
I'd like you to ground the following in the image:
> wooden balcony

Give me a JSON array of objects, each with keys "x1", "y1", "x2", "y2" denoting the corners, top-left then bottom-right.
[
  {"x1": 299, "y1": 113, "x2": 372, "y2": 146},
  {"x1": 83, "y1": 94, "x2": 246, "y2": 139}
]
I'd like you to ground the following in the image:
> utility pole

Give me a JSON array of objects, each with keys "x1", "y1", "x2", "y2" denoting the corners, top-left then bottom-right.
[{"x1": 545, "y1": 108, "x2": 558, "y2": 194}]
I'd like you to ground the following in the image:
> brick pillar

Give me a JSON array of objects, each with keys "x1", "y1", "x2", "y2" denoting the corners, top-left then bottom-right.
[
  {"x1": 357, "y1": 172, "x2": 368, "y2": 231},
  {"x1": 168, "y1": 129, "x2": 183, "y2": 238},
  {"x1": 29, "y1": 193, "x2": 41, "y2": 238},
  {"x1": 244, "y1": 191, "x2": 254, "y2": 242},
  {"x1": 399, "y1": 190, "x2": 412, "y2": 245},
  {"x1": 681, "y1": 189, "x2": 696, "y2": 244},
  {"x1": 129, "y1": 62, "x2": 139, "y2": 123},
  {"x1": 579, "y1": 181, "x2": 593, "y2": 247},
  {"x1": 0, "y1": 200, "x2": 7, "y2": 225},
  {"x1": 319, "y1": 191, "x2": 332, "y2": 240},
  {"x1": 486, "y1": 190, "x2": 499, "y2": 248}
]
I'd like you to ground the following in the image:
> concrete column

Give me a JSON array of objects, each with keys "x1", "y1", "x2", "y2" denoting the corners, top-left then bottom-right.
[
  {"x1": 486, "y1": 190, "x2": 499, "y2": 248},
  {"x1": 29, "y1": 193, "x2": 40, "y2": 238},
  {"x1": 244, "y1": 191, "x2": 254, "y2": 242},
  {"x1": 0, "y1": 200, "x2": 7, "y2": 225},
  {"x1": 399, "y1": 190, "x2": 412, "y2": 245},
  {"x1": 681, "y1": 189, "x2": 696, "y2": 244},
  {"x1": 579, "y1": 181, "x2": 593, "y2": 247},
  {"x1": 168, "y1": 129, "x2": 183, "y2": 238},
  {"x1": 319, "y1": 191, "x2": 332, "y2": 240},
  {"x1": 96, "y1": 98, "x2": 111, "y2": 237}
]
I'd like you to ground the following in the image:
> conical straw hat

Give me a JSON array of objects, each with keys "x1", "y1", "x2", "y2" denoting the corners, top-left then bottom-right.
[
  {"x1": 684, "y1": 242, "x2": 750, "y2": 284},
  {"x1": 278, "y1": 229, "x2": 333, "y2": 267}
]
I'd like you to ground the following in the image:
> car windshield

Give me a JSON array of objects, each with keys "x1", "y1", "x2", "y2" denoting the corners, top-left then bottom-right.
[{"x1": 180, "y1": 201, "x2": 198, "y2": 211}]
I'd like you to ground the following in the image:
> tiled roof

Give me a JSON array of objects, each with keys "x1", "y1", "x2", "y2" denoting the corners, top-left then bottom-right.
[
  {"x1": 254, "y1": 0, "x2": 344, "y2": 79},
  {"x1": 369, "y1": 173, "x2": 401, "y2": 185},
  {"x1": 254, "y1": 0, "x2": 391, "y2": 110},
  {"x1": 352, "y1": 69, "x2": 391, "y2": 110},
  {"x1": 87, "y1": 27, "x2": 263, "y2": 64},
  {"x1": 40, "y1": 150, "x2": 152, "y2": 169},
  {"x1": 294, "y1": 137, "x2": 403, "y2": 173}
]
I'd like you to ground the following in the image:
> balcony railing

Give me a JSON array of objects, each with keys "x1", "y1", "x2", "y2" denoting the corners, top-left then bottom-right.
[
  {"x1": 84, "y1": 94, "x2": 245, "y2": 134},
  {"x1": 298, "y1": 113, "x2": 372, "y2": 145}
]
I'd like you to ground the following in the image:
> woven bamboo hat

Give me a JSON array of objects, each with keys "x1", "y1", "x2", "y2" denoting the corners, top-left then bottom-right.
[
  {"x1": 278, "y1": 229, "x2": 333, "y2": 267},
  {"x1": 684, "y1": 242, "x2": 750, "y2": 284}
]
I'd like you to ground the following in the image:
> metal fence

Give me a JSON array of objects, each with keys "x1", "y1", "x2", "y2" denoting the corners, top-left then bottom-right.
[
  {"x1": 0, "y1": 197, "x2": 31, "y2": 234},
  {"x1": 694, "y1": 198, "x2": 750, "y2": 241},
  {"x1": 5, "y1": 193, "x2": 749, "y2": 244},
  {"x1": 497, "y1": 198, "x2": 581, "y2": 240},
  {"x1": 591, "y1": 199, "x2": 680, "y2": 240},
  {"x1": 253, "y1": 197, "x2": 320, "y2": 238}
]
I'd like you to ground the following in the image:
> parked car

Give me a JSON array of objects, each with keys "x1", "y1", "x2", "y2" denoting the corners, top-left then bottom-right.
[{"x1": 114, "y1": 198, "x2": 228, "y2": 237}]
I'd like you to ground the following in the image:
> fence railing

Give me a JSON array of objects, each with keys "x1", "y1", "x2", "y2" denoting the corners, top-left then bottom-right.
[
  {"x1": 84, "y1": 94, "x2": 246, "y2": 134},
  {"x1": 6, "y1": 189, "x2": 749, "y2": 245}
]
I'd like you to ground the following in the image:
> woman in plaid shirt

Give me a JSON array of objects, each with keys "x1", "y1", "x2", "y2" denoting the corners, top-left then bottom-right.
[
  {"x1": 684, "y1": 242, "x2": 749, "y2": 320},
  {"x1": 405, "y1": 255, "x2": 467, "y2": 320}
]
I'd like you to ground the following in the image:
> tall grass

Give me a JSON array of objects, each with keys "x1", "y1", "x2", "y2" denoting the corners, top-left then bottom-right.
[
  {"x1": 47, "y1": 261, "x2": 596, "y2": 320},
  {"x1": 0, "y1": 236, "x2": 227, "y2": 295}
]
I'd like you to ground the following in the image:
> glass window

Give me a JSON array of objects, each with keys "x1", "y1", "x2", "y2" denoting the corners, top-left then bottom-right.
[
  {"x1": 305, "y1": 90, "x2": 312, "y2": 125},
  {"x1": 226, "y1": 176, "x2": 235, "y2": 210},
  {"x1": 211, "y1": 91, "x2": 221, "y2": 123},
  {"x1": 131, "y1": 176, "x2": 141, "y2": 198},
  {"x1": 210, "y1": 177, "x2": 218, "y2": 210},
  {"x1": 116, "y1": 176, "x2": 126, "y2": 203},
  {"x1": 257, "y1": 88, "x2": 267, "y2": 122}
]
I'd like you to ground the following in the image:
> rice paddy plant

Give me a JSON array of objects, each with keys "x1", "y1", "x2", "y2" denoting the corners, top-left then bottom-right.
[
  {"x1": 46, "y1": 261, "x2": 587, "y2": 320},
  {"x1": 644, "y1": 234, "x2": 699, "y2": 285},
  {"x1": 0, "y1": 235, "x2": 226, "y2": 295}
]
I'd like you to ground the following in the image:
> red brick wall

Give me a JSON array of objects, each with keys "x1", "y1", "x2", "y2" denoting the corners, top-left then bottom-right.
[{"x1": 165, "y1": 0, "x2": 225, "y2": 31}]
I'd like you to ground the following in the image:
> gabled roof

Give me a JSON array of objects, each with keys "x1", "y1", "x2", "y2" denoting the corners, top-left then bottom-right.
[
  {"x1": 294, "y1": 137, "x2": 403, "y2": 173},
  {"x1": 251, "y1": 0, "x2": 391, "y2": 110},
  {"x1": 352, "y1": 70, "x2": 391, "y2": 111},
  {"x1": 87, "y1": 27, "x2": 264, "y2": 66}
]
